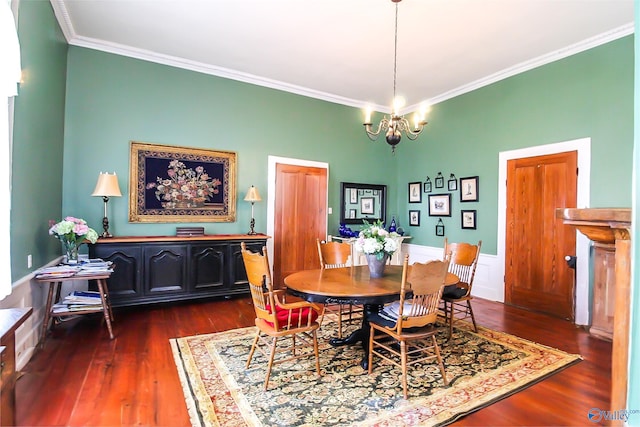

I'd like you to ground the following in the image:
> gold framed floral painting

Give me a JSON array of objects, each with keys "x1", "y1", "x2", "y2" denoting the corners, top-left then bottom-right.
[{"x1": 129, "y1": 141, "x2": 237, "y2": 223}]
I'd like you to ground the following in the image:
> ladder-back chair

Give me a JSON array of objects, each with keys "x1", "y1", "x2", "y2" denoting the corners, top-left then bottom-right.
[
  {"x1": 440, "y1": 239, "x2": 482, "y2": 340},
  {"x1": 368, "y1": 254, "x2": 450, "y2": 399},
  {"x1": 316, "y1": 237, "x2": 361, "y2": 338},
  {"x1": 241, "y1": 242, "x2": 325, "y2": 390}
]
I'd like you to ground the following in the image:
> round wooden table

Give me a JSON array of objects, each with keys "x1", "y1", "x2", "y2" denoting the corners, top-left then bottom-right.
[{"x1": 284, "y1": 265, "x2": 458, "y2": 369}]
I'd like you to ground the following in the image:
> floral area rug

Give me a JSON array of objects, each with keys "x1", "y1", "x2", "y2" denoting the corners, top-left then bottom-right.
[{"x1": 170, "y1": 315, "x2": 581, "y2": 427}]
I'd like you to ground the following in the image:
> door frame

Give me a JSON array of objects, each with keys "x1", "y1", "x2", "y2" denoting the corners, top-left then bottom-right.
[
  {"x1": 267, "y1": 155, "x2": 329, "y2": 273},
  {"x1": 497, "y1": 137, "x2": 591, "y2": 325}
]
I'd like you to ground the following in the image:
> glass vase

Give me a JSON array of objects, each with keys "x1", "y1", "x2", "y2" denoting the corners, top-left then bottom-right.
[
  {"x1": 366, "y1": 253, "x2": 389, "y2": 278},
  {"x1": 63, "y1": 241, "x2": 80, "y2": 264}
]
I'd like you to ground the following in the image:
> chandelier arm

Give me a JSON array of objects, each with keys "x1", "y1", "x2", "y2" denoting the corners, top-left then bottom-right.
[
  {"x1": 395, "y1": 117, "x2": 427, "y2": 140},
  {"x1": 364, "y1": 117, "x2": 390, "y2": 141}
]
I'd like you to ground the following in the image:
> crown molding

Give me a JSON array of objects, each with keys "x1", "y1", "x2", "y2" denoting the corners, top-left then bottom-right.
[
  {"x1": 424, "y1": 22, "x2": 634, "y2": 107},
  {"x1": 49, "y1": 0, "x2": 74, "y2": 42},
  {"x1": 49, "y1": 0, "x2": 633, "y2": 113}
]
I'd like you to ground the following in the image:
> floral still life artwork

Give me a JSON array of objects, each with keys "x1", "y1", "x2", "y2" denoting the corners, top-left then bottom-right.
[
  {"x1": 146, "y1": 160, "x2": 221, "y2": 209},
  {"x1": 49, "y1": 216, "x2": 99, "y2": 263},
  {"x1": 129, "y1": 142, "x2": 237, "y2": 223}
]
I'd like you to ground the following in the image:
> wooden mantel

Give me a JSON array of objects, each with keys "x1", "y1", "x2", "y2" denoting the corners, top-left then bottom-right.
[{"x1": 556, "y1": 208, "x2": 631, "y2": 421}]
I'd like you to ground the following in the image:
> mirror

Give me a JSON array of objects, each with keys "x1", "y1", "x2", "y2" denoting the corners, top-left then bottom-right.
[{"x1": 340, "y1": 182, "x2": 387, "y2": 225}]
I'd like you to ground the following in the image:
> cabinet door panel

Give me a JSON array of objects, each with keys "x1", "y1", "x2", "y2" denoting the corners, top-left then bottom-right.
[
  {"x1": 229, "y1": 241, "x2": 264, "y2": 290},
  {"x1": 90, "y1": 245, "x2": 143, "y2": 301},
  {"x1": 190, "y1": 243, "x2": 226, "y2": 292},
  {"x1": 144, "y1": 245, "x2": 188, "y2": 294}
]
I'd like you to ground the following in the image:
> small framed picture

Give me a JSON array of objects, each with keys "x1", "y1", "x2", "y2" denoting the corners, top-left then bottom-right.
[
  {"x1": 461, "y1": 210, "x2": 477, "y2": 229},
  {"x1": 360, "y1": 197, "x2": 374, "y2": 214},
  {"x1": 428, "y1": 193, "x2": 452, "y2": 217},
  {"x1": 408, "y1": 182, "x2": 422, "y2": 203},
  {"x1": 435, "y1": 172, "x2": 444, "y2": 188},
  {"x1": 460, "y1": 176, "x2": 479, "y2": 202},
  {"x1": 435, "y1": 219, "x2": 445, "y2": 236},
  {"x1": 423, "y1": 177, "x2": 432, "y2": 193},
  {"x1": 349, "y1": 188, "x2": 357, "y2": 204},
  {"x1": 448, "y1": 174, "x2": 458, "y2": 191},
  {"x1": 409, "y1": 210, "x2": 420, "y2": 226},
  {"x1": 349, "y1": 209, "x2": 356, "y2": 219}
]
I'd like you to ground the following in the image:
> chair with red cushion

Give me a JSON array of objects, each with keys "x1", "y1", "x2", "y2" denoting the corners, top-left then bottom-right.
[{"x1": 241, "y1": 242, "x2": 324, "y2": 390}]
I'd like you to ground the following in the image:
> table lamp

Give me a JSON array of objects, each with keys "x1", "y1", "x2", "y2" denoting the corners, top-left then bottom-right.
[
  {"x1": 244, "y1": 185, "x2": 262, "y2": 235},
  {"x1": 91, "y1": 172, "x2": 122, "y2": 238}
]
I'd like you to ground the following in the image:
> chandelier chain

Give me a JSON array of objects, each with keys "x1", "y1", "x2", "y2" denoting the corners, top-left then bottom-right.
[{"x1": 393, "y1": 2, "x2": 398, "y2": 103}]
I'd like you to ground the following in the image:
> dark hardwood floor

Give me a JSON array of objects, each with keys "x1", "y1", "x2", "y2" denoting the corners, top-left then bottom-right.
[{"x1": 16, "y1": 297, "x2": 611, "y2": 426}]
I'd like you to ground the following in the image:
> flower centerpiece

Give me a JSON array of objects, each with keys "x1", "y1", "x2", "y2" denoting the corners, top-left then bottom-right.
[
  {"x1": 146, "y1": 160, "x2": 221, "y2": 209},
  {"x1": 49, "y1": 216, "x2": 99, "y2": 264},
  {"x1": 354, "y1": 220, "x2": 400, "y2": 278}
]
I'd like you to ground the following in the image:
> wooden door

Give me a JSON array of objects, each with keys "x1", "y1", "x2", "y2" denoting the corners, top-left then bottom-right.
[
  {"x1": 505, "y1": 151, "x2": 577, "y2": 320},
  {"x1": 273, "y1": 163, "x2": 327, "y2": 287}
]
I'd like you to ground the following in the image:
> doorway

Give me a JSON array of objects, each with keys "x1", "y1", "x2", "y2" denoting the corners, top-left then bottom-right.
[
  {"x1": 504, "y1": 151, "x2": 577, "y2": 319},
  {"x1": 266, "y1": 156, "x2": 328, "y2": 287},
  {"x1": 497, "y1": 138, "x2": 591, "y2": 325}
]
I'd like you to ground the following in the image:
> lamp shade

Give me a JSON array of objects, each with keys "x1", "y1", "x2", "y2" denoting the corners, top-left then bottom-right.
[
  {"x1": 91, "y1": 172, "x2": 122, "y2": 197},
  {"x1": 244, "y1": 185, "x2": 262, "y2": 202}
]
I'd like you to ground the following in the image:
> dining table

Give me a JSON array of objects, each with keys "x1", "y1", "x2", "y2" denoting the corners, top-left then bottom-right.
[{"x1": 284, "y1": 264, "x2": 459, "y2": 369}]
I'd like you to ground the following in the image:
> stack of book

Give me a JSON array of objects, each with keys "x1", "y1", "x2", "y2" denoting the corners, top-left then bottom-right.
[
  {"x1": 52, "y1": 290, "x2": 103, "y2": 313},
  {"x1": 75, "y1": 259, "x2": 113, "y2": 276},
  {"x1": 35, "y1": 265, "x2": 81, "y2": 280}
]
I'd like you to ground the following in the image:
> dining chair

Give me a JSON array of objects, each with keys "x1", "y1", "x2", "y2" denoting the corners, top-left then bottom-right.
[
  {"x1": 367, "y1": 254, "x2": 450, "y2": 399},
  {"x1": 241, "y1": 242, "x2": 325, "y2": 390},
  {"x1": 440, "y1": 239, "x2": 482, "y2": 340},
  {"x1": 316, "y1": 237, "x2": 362, "y2": 338}
]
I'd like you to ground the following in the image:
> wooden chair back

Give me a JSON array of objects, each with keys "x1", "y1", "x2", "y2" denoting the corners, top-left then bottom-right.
[
  {"x1": 317, "y1": 239, "x2": 352, "y2": 269},
  {"x1": 240, "y1": 242, "x2": 279, "y2": 327},
  {"x1": 443, "y1": 239, "x2": 482, "y2": 297},
  {"x1": 394, "y1": 255, "x2": 450, "y2": 332}
]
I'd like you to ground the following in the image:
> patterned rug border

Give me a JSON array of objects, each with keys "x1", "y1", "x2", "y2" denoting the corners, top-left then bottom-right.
[{"x1": 170, "y1": 318, "x2": 582, "y2": 427}]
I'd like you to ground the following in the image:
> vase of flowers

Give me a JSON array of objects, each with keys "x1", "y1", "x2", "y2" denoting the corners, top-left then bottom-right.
[
  {"x1": 354, "y1": 220, "x2": 400, "y2": 278},
  {"x1": 49, "y1": 216, "x2": 99, "y2": 264},
  {"x1": 146, "y1": 160, "x2": 221, "y2": 209}
]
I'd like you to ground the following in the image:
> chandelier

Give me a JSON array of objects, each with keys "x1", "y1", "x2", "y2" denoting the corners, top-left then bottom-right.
[{"x1": 363, "y1": 0, "x2": 429, "y2": 153}]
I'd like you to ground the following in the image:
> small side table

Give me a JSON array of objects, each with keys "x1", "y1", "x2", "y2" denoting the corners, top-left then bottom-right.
[{"x1": 36, "y1": 271, "x2": 115, "y2": 346}]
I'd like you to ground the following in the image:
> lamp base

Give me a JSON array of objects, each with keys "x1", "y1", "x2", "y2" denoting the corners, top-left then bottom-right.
[
  {"x1": 247, "y1": 217, "x2": 257, "y2": 235},
  {"x1": 101, "y1": 216, "x2": 114, "y2": 238}
]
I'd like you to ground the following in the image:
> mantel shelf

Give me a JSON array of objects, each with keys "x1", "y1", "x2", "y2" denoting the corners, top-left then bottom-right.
[{"x1": 556, "y1": 208, "x2": 631, "y2": 243}]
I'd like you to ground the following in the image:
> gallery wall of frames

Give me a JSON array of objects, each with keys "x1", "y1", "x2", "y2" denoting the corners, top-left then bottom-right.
[{"x1": 408, "y1": 172, "x2": 479, "y2": 235}]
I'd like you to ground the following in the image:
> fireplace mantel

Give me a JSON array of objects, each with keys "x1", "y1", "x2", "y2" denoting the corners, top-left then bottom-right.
[{"x1": 557, "y1": 207, "x2": 630, "y2": 421}]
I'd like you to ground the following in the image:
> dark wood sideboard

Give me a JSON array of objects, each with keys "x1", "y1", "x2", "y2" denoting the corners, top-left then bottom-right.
[{"x1": 88, "y1": 234, "x2": 269, "y2": 307}]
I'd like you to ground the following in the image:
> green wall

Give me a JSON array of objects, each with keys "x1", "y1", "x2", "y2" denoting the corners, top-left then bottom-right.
[
  {"x1": 63, "y1": 37, "x2": 633, "y2": 257},
  {"x1": 11, "y1": 0, "x2": 68, "y2": 281},
  {"x1": 62, "y1": 47, "x2": 395, "y2": 241},
  {"x1": 394, "y1": 35, "x2": 633, "y2": 254}
]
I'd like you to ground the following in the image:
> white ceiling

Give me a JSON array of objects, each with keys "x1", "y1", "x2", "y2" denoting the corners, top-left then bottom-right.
[{"x1": 50, "y1": 0, "x2": 634, "y2": 114}]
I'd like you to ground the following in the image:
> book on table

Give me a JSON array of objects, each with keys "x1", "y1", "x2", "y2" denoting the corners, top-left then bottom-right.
[{"x1": 52, "y1": 291, "x2": 104, "y2": 314}]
